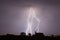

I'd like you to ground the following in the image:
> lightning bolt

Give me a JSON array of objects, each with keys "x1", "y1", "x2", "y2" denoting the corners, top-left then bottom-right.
[{"x1": 26, "y1": 7, "x2": 40, "y2": 35}]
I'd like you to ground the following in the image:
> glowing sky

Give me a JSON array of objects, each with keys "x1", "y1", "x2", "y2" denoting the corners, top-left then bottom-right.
[{"x1": 0, "y1": 0, "x2": 60, "y2": 35}]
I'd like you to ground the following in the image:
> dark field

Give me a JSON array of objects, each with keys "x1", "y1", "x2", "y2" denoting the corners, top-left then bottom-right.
[{"x1": 0, "y1": 32, "x2": 60, "y2": 40}]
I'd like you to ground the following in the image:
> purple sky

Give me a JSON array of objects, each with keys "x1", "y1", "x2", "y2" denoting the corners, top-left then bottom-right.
[{"x1": 0, "y1": 0, "x2": 60, "y2": 35}]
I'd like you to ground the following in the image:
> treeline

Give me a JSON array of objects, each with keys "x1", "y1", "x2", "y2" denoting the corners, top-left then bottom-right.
[{"x1": 0, "y1": 32, "x2": 60, "y2": 40}]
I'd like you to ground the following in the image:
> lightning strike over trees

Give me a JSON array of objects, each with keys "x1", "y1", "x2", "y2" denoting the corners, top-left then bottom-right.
[{"x1": 26, "y1": 7, "x2": 40, "y2": 35}]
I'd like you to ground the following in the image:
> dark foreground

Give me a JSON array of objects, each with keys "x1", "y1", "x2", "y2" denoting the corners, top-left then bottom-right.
[{"x1": 0, "y1": 32, "x2": 60, "y2": 40}]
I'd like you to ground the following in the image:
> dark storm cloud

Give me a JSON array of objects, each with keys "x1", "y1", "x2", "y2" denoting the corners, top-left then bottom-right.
[{"x1": 0, "y1": 0, "x2": 60, "y2": 35}]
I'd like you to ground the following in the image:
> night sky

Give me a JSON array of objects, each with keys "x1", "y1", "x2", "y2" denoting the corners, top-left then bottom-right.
[{"x1": 0, "y1": 0, "x2": 60, "y2": 35}]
